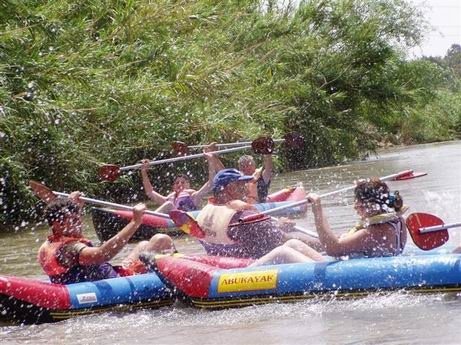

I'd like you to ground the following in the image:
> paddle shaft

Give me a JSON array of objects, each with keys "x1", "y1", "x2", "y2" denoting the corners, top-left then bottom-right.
[
  {"x1": 189, "y1": 139, "x2": 285, "y2": 149},
  {"x1": 120, "y1": 145, "x2": 252, "y2": 171},
  {"x1": 287, "y1": 221, "x2": 318, "y2": 238},
  {"x1": 256, "y1": 170, "x2": 415, "y2": 216},
  {"x1": 53, "y1": 191, "x2": 170, "y2": 219},
  {"x1": 420, "y1": 222, "x2": 461, "y2": 233}
]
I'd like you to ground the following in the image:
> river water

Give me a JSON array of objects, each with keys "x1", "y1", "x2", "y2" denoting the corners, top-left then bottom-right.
[{"x1": 1, "y1": 140, "x2": 461, "y2": 344}]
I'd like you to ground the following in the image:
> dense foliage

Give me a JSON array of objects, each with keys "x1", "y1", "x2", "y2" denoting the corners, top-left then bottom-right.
[{"x1": 1, "y1": 0, "x2": 460, "y2": 227}]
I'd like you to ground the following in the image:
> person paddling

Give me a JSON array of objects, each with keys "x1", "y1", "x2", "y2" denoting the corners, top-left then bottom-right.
[
  {"x1": 237, "y1": 154, "x2": 273, "y2": 203},
  {"x1": 250, "y1": 178, "x2": 407, "y2": 266},
  {"x1": 140, "y1": 143, "x2": 222, "y2": 213},
  {"x1": 205, "y1": 152, "x2": 274, "y2": 204},
  {"x1": 38, "y1": 192, "x2": 175, "y2": 284},
  {"x1": 196, "y1": 168, "x2": 295, "y2": 259}
]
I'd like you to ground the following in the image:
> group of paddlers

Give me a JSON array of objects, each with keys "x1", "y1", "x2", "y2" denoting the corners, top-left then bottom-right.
[{"x1": 38, "y1": 145, "x2": 410, "y2": 284}]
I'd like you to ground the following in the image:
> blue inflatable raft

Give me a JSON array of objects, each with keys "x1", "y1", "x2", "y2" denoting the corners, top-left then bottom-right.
[
  {"x1": 150, "y1": 253, "x2": 461, "y2": 309},
  {"x1": 0, "y1": 272, "x2": 173, "y2": 325}
]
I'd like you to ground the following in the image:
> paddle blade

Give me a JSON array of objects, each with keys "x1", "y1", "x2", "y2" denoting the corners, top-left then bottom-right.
[
  {"x1": 237, "y1": 213, "x2": 271, "y2": 225},
  {"x1": 171, "y1": 141, "x2": 189, "y2": 156},
  {"x1": 394, "y1": 171, "x2": 427, "y2": 181},
  {"x1": 406, "y1": 213, "x2": 448, "y2": 250},
  {"x1": 98, "y1": 164, "x2": 120, "y2": 182},
  {"x1": 29, "y1": 180, "x2": 57, "y2": 203},
  {"x1": 169, "y1": 210, "x2": 206, "y2": 238},
  {"x1": 252, "y1": 137, "x2": 275, "y2": 154},
  {"x1": 283, "y1": 132, "x2": 305, "y2": 150}
]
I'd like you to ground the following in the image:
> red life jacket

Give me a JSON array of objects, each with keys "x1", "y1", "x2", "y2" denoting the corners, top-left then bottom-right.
[{"x1": 37, "y1": 235, "x2": 92, "y2": 276}]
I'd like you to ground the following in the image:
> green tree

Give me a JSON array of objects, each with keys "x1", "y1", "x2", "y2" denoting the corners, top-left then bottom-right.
[{"x1": 0, "y1": 0, "x2": 451, "y2": 227}]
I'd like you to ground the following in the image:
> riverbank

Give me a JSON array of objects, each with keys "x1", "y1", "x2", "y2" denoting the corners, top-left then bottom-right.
[{"x1": 1, "y1": 0, "x2": 461, "y2": 227}]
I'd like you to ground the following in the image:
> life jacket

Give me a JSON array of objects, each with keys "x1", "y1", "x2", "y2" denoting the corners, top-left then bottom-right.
[
  {"x1": 38, "y1": 235, "x2": 93, "y2": 276},
  {"x1": 256, "y1": 175, "x2": 271, "y2": 203},
  {"x1": 347, "y1": 206, "x2": 409, "y2": 234},
  {"x1": 245, "y1": 168, "x2": 271, "y2": 204},
  {"x1": 346, "y1": 209, "x2": 408, "y2": 257},
  {"x1": 167, "y1": 190, "x2": 198, "y2": 211},
  {"x1": 174, "y1": 191, "x2": 198, "y2": 211},
  {"x1": 197, "y1": 200, "x2": 283, "y2": 258},
  {"x1": 196, "y1": 203, "x2": 238, "y2": 244}
]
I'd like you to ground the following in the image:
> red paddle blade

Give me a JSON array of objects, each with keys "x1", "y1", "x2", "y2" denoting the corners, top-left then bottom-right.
[
  {"x1": 394, "y1": 171, "x2": 427, "y2": 181},
  {"x1": 252, "y1": 136, "x2": 275, "y2": 154},
  {"x1": 284, "y1": 132, "x2": 304, "y2": 150},
  {"x1": 406, "y1": 213, "x2": 449, "y2": 250},
  {"x1": 236, "y1": 213, "x2": 271, "y2": 225},
  {"x1": 169, "y1": 210, "x2": 206, "y2": 238},
  {"x1": 29, "y1": 180, "x2": 57, "y2": 203},
  {"x1": 98, "y1": 164, "x2": 121, "y2": 182},
  {"x1": 171, "y1": 141, "x2": 189, "y2": 156}
]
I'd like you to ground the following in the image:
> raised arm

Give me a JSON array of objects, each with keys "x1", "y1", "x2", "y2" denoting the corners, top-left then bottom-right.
[
  {"x1": 206, "y1": 142, "x2": 225, "y2": 173},
  {"x1": 261, "y1": 154, "x2": 273, "y2": 184},
  {"x1": 191, "y1": 143, "x2": 221, "y2": 205},
  {"x1": 140, "y1": 159, "x2": 168, "y2": 205},
  {"x1": 307, "y1": 193, "x2": 377, "y2": 257},
  {"x1": 78, "y1": 203, "x2": 146, "y2": 265}
]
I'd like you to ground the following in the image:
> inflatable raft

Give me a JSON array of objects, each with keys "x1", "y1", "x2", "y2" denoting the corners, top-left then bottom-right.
[
  {"x1": 149, "y1": 253, "x2": 461, "y2": 309},
  {"x1": 3, "y1": 250, "x2": 460, "y2": 324},
  {"x1": 92, "y1": 186, "x2": 307, "y2": 242},
  {"x1": 0, "y1": 273, "x2": 174, "y2": 325}
]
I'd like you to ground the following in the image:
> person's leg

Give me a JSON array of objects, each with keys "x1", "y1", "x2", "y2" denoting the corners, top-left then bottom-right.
[
  {"x1": 282, "y1": 239, "x2": 325, "y2": 261},
  {"x1": 144, "y1": 234, "x2": 176, "y2": 254},
  {"x1": 249, "y1": 246, "x2": 316, "y2": 267},
  {"x1": 283, "y1": 232, "x2": 325, "y2": 251},
  {"x1": 122, "y1": 234, "x2": 176, "y2": 267},
  {"x1": 155, "y1": 201, "x2": 175, "y2": 213}
]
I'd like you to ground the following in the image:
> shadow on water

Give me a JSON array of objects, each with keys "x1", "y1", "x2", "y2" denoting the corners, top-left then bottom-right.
[{"x1": 2, "y1": 141, "x2": 461, "y2": 345}]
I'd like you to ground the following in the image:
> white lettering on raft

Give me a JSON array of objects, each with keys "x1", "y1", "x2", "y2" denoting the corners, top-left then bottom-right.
[{"x1": 77, "y1": 292, "x2": 98, "y2": 304}]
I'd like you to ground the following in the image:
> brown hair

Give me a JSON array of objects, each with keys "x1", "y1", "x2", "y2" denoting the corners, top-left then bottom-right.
[
  {"x1": 174, "y1": 174, "x2": 190, "y2": 184},
  {"x1": 354, "y1": 178, "x2": 403, "y2": 212},
  {"x1": 44, "y1": 198, "x2": 80, "y2": 226}
]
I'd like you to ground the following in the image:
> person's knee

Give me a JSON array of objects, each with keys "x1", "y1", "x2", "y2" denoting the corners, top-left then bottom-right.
[
  {"x1": 150, "y1": 233, "x2": 171, "y2": 241},
  {"x1": 148, "y1": 234, "x2": 174, "y2": 252},
  {"x1": 283, "y1": 239, "x2": 303, "y2": 249},
  {"x1": 273, "y1": 246, "x2": 292, "y2": 258}
]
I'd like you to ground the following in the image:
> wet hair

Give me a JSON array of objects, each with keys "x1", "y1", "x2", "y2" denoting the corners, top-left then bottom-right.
[
  {"x1": 354, "y1": 178, "x2": 403, "y2": 212},
  {"x1": 238, "y1": 155, "x2": 255, "y2": 168},
  {"x1": 44, "y1": 198, "x2": 80, "y2": 226},
  {"x1": 174, "y1": 174, "x2": 190, "y2": 184}
]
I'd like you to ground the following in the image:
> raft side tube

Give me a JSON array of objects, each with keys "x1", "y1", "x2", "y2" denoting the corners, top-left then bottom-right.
[
  {"x1": 0, "y1": 275, "x2": 70, "y2": 309},
  {"x1": 208, "y1": 255, "x2": 461, "y2": 298},
  {"x1": 67, "y1": 273, "x2": 173, "y2": 309},
  {"x1": 153, "y1": 254, "x2": 461, "y2": 303}
]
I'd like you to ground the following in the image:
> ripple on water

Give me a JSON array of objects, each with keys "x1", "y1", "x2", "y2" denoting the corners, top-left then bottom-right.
[{"x1": 3, "y1": 292, "x2": 461, "y2": 345}]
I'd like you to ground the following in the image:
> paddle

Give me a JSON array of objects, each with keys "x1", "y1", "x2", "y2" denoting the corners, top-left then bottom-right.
[
  {"x1": 186, "y1": 140, "x2": 278, "y2": 149},
  {"x1": 169, "y1": 210, "x2": 206, "y2": 238},
  {"x1": 405, "y1": 212, "x2": 457, "y2": 250},
  {"x1": 100, "y1": 134, "x2": 304, "y2": 182},
  {"x1": 393, "y1": 171, "x2": 427, "y2": 181},
  {"x1": 29, "y1": 180, "x2": 171, "y2": 219},
  {"x1": 169, "y1": 209, "x2": 319, "y2": 239},
  {"x1": 99, "y1": 145, "x2": 250, "y2": 182},
  {"x1": 240, "y1": 169, "x2": 425, "y2": 222},
  {"x1": 171, "y1": 132, "x2": 304, "y2": 156}
]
